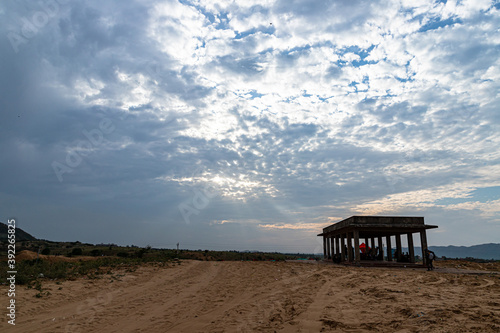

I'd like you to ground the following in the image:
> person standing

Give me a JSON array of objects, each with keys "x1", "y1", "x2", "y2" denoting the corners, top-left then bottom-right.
[{"x1": 425, "y1": 249, "x2": 436, "y2": 271}]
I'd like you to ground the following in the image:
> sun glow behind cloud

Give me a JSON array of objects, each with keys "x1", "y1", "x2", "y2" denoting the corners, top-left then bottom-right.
[
  {"x1": 1, "y1": 0, "x2": 499, "y2": 250},
  {"x1": 258, "y1": 222, "x2": 331, "y2": 231}
]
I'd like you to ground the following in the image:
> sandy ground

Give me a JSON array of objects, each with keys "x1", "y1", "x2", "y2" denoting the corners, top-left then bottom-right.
[{"x1": 1, "y1": 260, "x2": 499, "y2": 332}]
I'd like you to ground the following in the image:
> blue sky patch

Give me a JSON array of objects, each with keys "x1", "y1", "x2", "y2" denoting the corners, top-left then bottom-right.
[
  {"x1": 419, "y1": 17, "x2": 462, "y2": 32},
  {"x1": 436, "y1": 186, "x2": 500, "y2": 206}
]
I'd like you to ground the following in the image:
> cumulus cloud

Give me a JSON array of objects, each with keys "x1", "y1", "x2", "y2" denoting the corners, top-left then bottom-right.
[{"x1": 0, "y1": 0, "x2": 499, "y2": 251}]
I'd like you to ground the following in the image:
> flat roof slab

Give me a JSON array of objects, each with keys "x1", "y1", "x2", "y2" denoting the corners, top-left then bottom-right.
[{"x1": 318, "y1": 216, "x2": 438, "y2": 236}]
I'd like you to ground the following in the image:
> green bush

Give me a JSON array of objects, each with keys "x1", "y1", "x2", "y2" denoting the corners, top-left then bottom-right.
[{"x1": 10, "y1": 260, "x2": 71, "y2": 284}]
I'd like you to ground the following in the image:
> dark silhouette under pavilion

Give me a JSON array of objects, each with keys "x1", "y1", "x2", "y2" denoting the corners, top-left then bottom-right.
[{"x1": 318, "y1": 216, "x2": 438, "y2": 267}]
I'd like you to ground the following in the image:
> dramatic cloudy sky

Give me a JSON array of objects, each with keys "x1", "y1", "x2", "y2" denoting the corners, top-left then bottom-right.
[{"x1": 1, "y1": 0, "x2": 499, "y2": 252}]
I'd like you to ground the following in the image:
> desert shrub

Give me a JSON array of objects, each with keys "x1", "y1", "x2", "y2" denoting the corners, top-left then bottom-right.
[
  {"x1": 135, "y1": 248, "x2": 146, "y2": 258},
  {"x1": 12, "y1": 260, "x2": 71, "y2": 284}
]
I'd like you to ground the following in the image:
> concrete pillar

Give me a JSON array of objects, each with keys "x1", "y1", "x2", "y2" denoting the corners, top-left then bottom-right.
[
  {"x1": 354, "y1": 230, "x2": 360, "y2": 264},
  {"x1": 330, "y1": 237, "x2": 335, "y2": 258},
  {"x1": 347, "y1": 232, "x2": 353, "y2": 262},
  {"x1": 420, "y1": 230, "x2": 428, "y2": 267},
  {"x1": 326, "y1": 235, "x2": 331, "y2": 259},
  {"x1": 378, "y1": 236, "x2": 383, "y2": 260},
  {"x1": 340, "y1": 234, "x2": 346, "y2": 261},
  {"x1": 323, "y1": 235, "x2": 327, "y2": 259},
  {"x1": 407, "y1": 233, "x2": 415, "y2": 263},
  {"x1": 386, "y1": 235, "x2": 392, "y2": 261},
  {"x1": 335, "y1": 235, "x2": 340, "y2": 258},
  {"x1": 395, "y1": 234, "x2": 402, "y2": 262}
]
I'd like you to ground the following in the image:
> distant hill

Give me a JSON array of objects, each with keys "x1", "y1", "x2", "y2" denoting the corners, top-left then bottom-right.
[
  {"x1": 0, "y1": 221, "x2": 37, "y2": 241},
  {"x1": 411, "y1": 243, "x2": 500, "y2": 260},
  {"x1": 0, "y1": 221, "x2": 498, "y2": 260},
  {"x1": 431, "y1": 243, "x2": 500, "y2": 260}
]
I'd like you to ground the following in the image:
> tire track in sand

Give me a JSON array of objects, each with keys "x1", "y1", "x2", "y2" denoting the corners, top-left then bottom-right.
[
  {"x1": 15, "y1": 261, "x2": 220, "y2": 333},
  {"x1": 279, "y1": 269, "x2": 356, "y2": 332}
]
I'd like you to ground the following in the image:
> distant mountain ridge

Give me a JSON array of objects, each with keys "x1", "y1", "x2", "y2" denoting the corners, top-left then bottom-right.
[
  {"x1": 0, "y1": 221, "x2": 498, "y2": 259},
  {"x1": 405, "y1": 243, "x2": 500, "y2": 260},
  {"x1": 0, "y1": 221, "x2": 37, "y2": 241},
  {"x1": 427, "y1": 243, "x2": 500, "y2": 260}
]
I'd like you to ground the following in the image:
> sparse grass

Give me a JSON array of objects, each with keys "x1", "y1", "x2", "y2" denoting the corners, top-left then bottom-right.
[
  {"x1": 26, "y1": 278, "x2": 51, "y2": 298},
  {"x1": 0, "y1": 256, "x2": 169, "y2": 286},
  {"x1": 0, "y1": 242, "x2": 306, "y2": 292}
]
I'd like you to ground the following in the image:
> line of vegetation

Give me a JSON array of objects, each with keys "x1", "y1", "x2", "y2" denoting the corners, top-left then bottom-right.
[
  {"x1": 0, "y1": 256, "x2": 171, "y2": 286},
  {"x1": 0, "y1": 240, "x2": 315, "y2": 291}
]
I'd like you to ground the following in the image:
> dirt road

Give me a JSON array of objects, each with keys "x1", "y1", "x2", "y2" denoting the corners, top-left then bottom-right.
[{"x1": 1, "y1": 260, "x2": 499, "y2": 332}]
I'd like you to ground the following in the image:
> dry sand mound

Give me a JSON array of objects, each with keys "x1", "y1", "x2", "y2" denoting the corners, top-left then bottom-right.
[
  {"x1": 435, "y1": 259, "x2": 500, "y2": 271},
  {"x1": 14, "y1": 250, "x2": 98, "y2": 262},
  {"x1": 1, "y1": 260, "x2": 499, "y2": 332},
  {"x1": 15, "y1": 250, "x2": 42, "y2": 261}
]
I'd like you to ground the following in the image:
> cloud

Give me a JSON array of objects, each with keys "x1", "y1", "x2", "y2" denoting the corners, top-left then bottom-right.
[
  {"x1": 258, "y1": 222, "x2": 333, "y2": 231},
  {"x1": 0, "y1": 0, "x2": 499, "y2": 250}
]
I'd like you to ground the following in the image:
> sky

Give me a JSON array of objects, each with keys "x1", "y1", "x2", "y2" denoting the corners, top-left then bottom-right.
[{"x1": 1, "y1": 0, "x2": 499, "y2": 253}]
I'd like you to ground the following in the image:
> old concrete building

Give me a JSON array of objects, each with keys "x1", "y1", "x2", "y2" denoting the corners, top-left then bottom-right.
[{"x1": 318, "y1": 216, "x2": 438, "y2": 267}]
